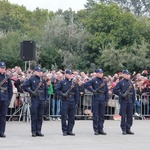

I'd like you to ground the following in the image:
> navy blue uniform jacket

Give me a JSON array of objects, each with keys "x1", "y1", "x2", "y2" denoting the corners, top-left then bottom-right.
[
  {"x1": 54, "y1": 78, "x2": 79, "y2": 105},
  {"x1": 113, "y1": 79, "x2": 135, "y2": 103},
  {"x1": 84, "y1": 77, "x2": 108, "y2": 101},
  {"x1": 0, "y1": 73, "x2": 13, "y2": 101},
  {"x1": 22, "y1": 75, "x2": 48, "y2": 101}
]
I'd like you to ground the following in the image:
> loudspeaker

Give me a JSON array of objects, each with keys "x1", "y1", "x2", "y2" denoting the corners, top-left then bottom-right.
[{"x1": 20, "y1": 41, "x2": 36, "y2": 61}]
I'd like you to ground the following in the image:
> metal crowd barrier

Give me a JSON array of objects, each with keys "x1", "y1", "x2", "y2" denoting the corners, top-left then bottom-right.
[
  {"x1": 140, "y1": 93, "x2": 150, "y2": 119},
  {"x1": 7, "y1": 93, "x2": 150, "y2": 121},
  {"x1": 45, "y1": 93, "x2": 150, "y2": 120},
  {"x1": 7, "y1": 92, "x2": 31, "y2": 123}
]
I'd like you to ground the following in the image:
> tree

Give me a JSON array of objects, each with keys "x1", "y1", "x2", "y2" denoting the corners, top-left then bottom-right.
[
  {"x1": 0, "y1": 31, "x2": 24, "y2": 68},
  {"x1": 0, "y1": 0, "x2": 30, "y2": 33},
  {"x1": 83, "y1": 3, "x2": 148, "y2": 64},
  {"x1": 99, "y1": 0, "x2": 150, "y2": 16},
  {"x1": 84, "y1": 0, "x2": 98, "y2": 10},
  {"x1": 40, "y1": 13, "x2": 90, "y2": 70},
  {"x1": 96, "y1": 41, "x2": 150, "y2": 74}
]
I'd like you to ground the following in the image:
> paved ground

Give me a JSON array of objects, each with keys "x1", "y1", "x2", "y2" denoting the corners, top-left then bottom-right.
[{"x1": 0, "y1": 120, "x2": 150, "y2": 150}]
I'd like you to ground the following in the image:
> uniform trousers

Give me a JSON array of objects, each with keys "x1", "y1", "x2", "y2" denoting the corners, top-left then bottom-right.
[
  {"x1": 0, "y1": 101, "x2": 9, "y2": 134},
  {"x1": 31, "y1": 100, "x2": 45, "y2": 134},
  {"x1": 119, "y1": 100, "x2": 133, "y2": 132},
  {"x1": 61, "y1": 100, "x2": 76, "y2": 133},
  {"x1": 92, "y1": 99, "x2": 106, "y2": 132}
]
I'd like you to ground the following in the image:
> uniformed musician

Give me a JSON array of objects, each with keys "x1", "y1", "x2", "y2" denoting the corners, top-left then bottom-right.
[
  {"x1": 0, "y1": 62, "x2": 13, "y2": 138},
  {"x1": 113, "y1": 70, "x2": 135, "y2": 135},
  {"x1": 84, "y1": 69, "x2": 108, "y2": 135},
  {"x1": 54, "y1": 70, "x2": 79, "y2": 136},
  {"x1": 22, "y1": 66, "x2": 48, "y2": 137}
]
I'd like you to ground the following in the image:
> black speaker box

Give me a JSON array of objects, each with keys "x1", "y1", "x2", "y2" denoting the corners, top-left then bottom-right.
[{"x1": 20, "y1": 41, "x2": 36, "y2": 61}]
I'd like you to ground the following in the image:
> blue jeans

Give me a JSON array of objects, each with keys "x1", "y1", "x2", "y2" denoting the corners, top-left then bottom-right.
[
  {"x1": 51, "y1": 99, "x2": 60, "y2": 118},
  {"x1": 135, "y1": 100, "x2": 141, "y2": 113}
]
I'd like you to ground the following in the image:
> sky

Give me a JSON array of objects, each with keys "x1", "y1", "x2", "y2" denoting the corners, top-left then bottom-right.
[{"x1": 8, "y1": 0, "x2": 88, "y2": 12}]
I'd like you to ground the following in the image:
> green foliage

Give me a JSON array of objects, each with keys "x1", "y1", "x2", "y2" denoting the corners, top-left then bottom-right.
[
  {"x1": 0, "y1": 31, "x2": 24, "y2": 68},
  {"x1": 85, "y1": 3, "x2": 140, "y2": 49},
  {"x1": 99, "y1": 0, "x2": 150, "y2": 16},
  {"x1": 0, "y1": 0, "x2": 28, "y2": 33},
  {"x1": 40, "y1": 13, "x2": 90, "y2": 70},
  {"x1": 96, "y1": 41, "x2": 150, "y2": 74},
  {"x1": 0, "y1": 0, "x2": 150, "y2": 74}
]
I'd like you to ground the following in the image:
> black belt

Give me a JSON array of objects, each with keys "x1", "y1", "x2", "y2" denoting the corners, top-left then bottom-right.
[
  {"x1": 97, "y1": 91, "x2": 104, "y2": 94},
  {"x1": 68, "y1": 92, "x2": 75, "y2": 96},
  {"x1": 37, "y1": 90, "x2": 44, "y2": 94},
  {"x1": 0, "y1": 87, "x2": 7, "y2": 92},
  {"x1": 127, "y1": 93, "x2": 133, "y2": 98}
]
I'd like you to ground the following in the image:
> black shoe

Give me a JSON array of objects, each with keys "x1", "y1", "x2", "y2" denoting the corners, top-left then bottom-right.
[
  {"x1": 32, "y1": 133, "x2": 36, "y2": 137},
  {"x1": 126, "y1": 130, "x2": 134, "y2": 135},
  {"x1": 122, "y1": 131, "x2": 126, "y2": 135},
  {"x1": 0, "y1": 134, "x2": 6, "y2": 138},
  {"x1": 94, "y1": 132, "x2": 99, "y2": 135},
  {"x1": 99, "y1": 130, "x2": 107, "y2": 135},
  {"x1": 36, "y1": 133, "x2": 44, "y2": 137},
  {"x1": 63, "y1": 132, "x2": 67, "y2": 136},
  {"x1": 67, "y1": 132, "x2": 75, "y2": 136}
]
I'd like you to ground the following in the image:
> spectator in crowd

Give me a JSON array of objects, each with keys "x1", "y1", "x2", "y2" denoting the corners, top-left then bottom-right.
[
  {"x1": 140, "y1": 80, "x2": 150, "y2": 116},
  {"x1": 51, "y1": 76, "x2": 61, "y2": 121},
  {"x1": 111, "y1": 77, "x2": 119, "y2": 88},
  {"x1": 82, "y1": 77, "x2": 93, "y2": 118},
  {"x1": 44, "y1": 78, "x2": 52, "y2": 120},
  {"x1": 134, "y1": 80, "x2": 142, "y2": 116},
  {"x1": 9, "y1": 80, "x2": 18, "y2": 109},
  {"x1": 75, "y1": 75, "x2": 85, "y2": 119}
]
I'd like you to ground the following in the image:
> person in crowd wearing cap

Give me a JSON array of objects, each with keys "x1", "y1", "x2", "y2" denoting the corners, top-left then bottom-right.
[
  {"x1": 54, "y1": 70, "x2": 79, "y2": 136},
  {"x1": 113, "y1": 70, "x2": 135, "y2": 135},
  {"x1": 83, "y1": 69, "x2": 108, "y2": 135},
  {"x1": 22, "y1": 66, "x2": 48, "y2": 137},
  {"x1": 0, "y1": 62, "x2": 13, "y2": 138}
]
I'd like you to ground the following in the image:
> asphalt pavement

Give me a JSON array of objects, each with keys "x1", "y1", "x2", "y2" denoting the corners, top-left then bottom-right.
[{"x1": 0, "y1": 120, "x2": 150, "y2": 150}]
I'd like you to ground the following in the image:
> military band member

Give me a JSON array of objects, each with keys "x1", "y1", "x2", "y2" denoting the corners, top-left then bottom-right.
[
  {"x1": 0, "y1": 62, "x2": 13, "y2": 138},
  {"x1": 84, "y1": 69, "x2": 108, "y2": 135},
  {"x1": 113, "y1": 70, "x2": 135, "y2": 135},
  {"x1": 54, "y1": 70, "x2": 79, "y2": 136},
  {"x1": 22, "y1": 66, "x2": 48, "y2": 137}
]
